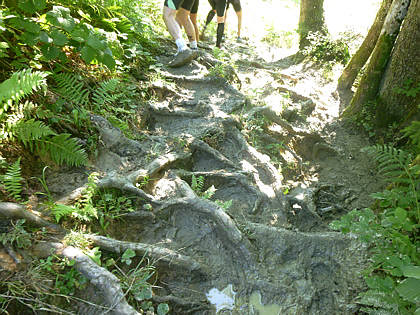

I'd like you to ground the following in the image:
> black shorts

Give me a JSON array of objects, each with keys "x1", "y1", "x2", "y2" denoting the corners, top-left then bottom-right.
[
  {"x1": 164, "y1": 0, "x2": 199, "y2": 13},
  {"x1": 182, "y1": 0, "x2": 199, "y2": 14},
  {"x1": 208, "y1": 0, "x2": 227, "y2": 17},
  {"x1": 227, "y1": 0, "x2": 241, "y2": 12}
]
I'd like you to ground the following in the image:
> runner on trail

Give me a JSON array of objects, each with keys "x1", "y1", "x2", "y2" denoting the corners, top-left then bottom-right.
[
  {"x1": 163, "y1": 0, "x2": 199, "y2": 67},
  {"x1": 202, "y1": 0, "x2": 243, "y2": 46}
]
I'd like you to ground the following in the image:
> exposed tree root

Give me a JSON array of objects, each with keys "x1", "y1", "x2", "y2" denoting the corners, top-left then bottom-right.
[
  {"x1": 227, "y1": 127, "x2": 283, "y2": 199},
  {"x1": 127, "y1": 151, "x2": 191, "y2": 183},
  {"x1": 190, "y1": 139, "x2": 240, "y2": 171},
  {"x1": 90, "y1": 114, "x2": 144, "y2": 157},
  {"x1": 58, "y1": 151, "x2": 191, "y2": 207},
  {"x1": 0, "y1": 202, "x2": 64, "y2": 232},
  {"x1": 249, "y1": 105, "x2": 308, "y2": 136},
  {"x1": 88, "y1": 235, "x2": 203, "y2": 274},
  {"x1": 173, "y1": 169, "x2": 266, "y2": 213},
  {"x1": 154, "y1": 181, "x2": 257, "y2": 273},
  {"x1": 148, "y1": 102, "x2": 202, "y2": 118},
  {"x1": 32, "y1": 242, "x2": 139, "y2": 315}
]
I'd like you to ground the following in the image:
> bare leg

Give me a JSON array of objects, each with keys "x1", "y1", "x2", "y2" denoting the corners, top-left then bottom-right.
[
  {"x1": 190, "y1": 13, "x2": 199, "y2": 42},
  {"x1": 236, "y1": 10, "x2": 242, "y2": 37},
  {"x1": 163, "y1": 6, "x2": 183, "y2": 41},
  {"x1": 176, "y1": 8, "x2": 196, "y2": 43}
]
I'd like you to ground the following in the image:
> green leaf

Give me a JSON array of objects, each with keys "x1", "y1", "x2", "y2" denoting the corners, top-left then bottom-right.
[
  {"x1": 102, "y1": 53, "x2": 116, "y2": 70},
  {"x1": 81, "y1": 45, "x2": 96, "y2": 63},
  {"x1": 86, "y1": 34, "x2": 105, "y2": 50},
  {"x1": 50, "y1": 29, "x2": 68, "y2": 46},
  {"x1": 157, "y1": 303, "x2": 169, "y2": 315},
  {"x1": 121, "y1": 248, "x2": 136, "y2": 265},
  {"x1": 18, "y1": 0, "x2": 46, "y2": 13},
  {"x1": 46, "y1": 6, "x2": 76, "y2": 32},
  {"x1": 401, "y1": 266, "x2": 420, "y2": 279},
  {"x1": 70, "y1": 26, "x2": 89, "y2": 42},
  {"x1": 19, "y1": 31, "x2": 39, "y2": 46},
  {"x1": 39, "y1": 31, "x2": 52, "y2": 44},
  {"x1": 41, "y1": 44, "x2": 60, "y2": 60},
  {"x1": 396, "y1": 278, "x2": 420, "y2": 303},
  {"x1": 0, "y1": 42, "x2": 9, "y2": 49},
  {"x1": 394, "y1": 207, "x2": 407, "y2": 222},
  {"x1": 134, "y1": 287, "x2": 152, "y2": 301}
]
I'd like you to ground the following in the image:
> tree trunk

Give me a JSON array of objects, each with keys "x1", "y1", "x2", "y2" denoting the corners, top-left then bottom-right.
[
  {"x1": 343, "y1": 0, "x2": 411, "y2": 117},
  {"x1": 298, "y1": 0, "x2": 326, "y2": 49},
  {"x1": 376, "y1": 0, "x2": 420, "y2": 127},
  {"x1": 337, "y1": 0, "x2": 393, "y2": 90}
]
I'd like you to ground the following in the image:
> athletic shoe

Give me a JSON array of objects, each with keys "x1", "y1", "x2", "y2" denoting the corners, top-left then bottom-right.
[
  {"x1": 191, "y1": 48, "x2": 199, "y2": 60},
  {"x1": 168, "y1": 49, "x2": 195, "y2": 68}
]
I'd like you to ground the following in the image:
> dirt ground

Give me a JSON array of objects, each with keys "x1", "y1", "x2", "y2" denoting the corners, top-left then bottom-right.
[{"x1": 38, "y1": 37, "x2": 387, "y2": 314}]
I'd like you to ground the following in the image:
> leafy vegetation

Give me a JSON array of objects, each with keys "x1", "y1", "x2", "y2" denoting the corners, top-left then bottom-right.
[
  {"x1": 331, "y1": 132, "x2": 420, "y2": 314},
  {"x1": 302, "y1": 31, "x2": 350, "y2": 65},
  {"x1": 0, "y1": 0, "x2": 164, "y2": 313}
]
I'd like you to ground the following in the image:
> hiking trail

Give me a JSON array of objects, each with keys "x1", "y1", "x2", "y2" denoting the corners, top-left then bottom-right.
[{"x1": 43, "y1": 38, "x2": 386, "y2": 314}]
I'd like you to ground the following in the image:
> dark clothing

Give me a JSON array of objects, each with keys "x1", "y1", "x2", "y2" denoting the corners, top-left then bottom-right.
[
  {"x1": 209, "y1": 0, "x2": 241, "y2": 16},
  {"x1": 182, "y1": 0, "x2": 199, "y2": 13},
  {"x1": 227, "y1": 0, "x2": 241, "y2": 12},
  {"x1": 164, "y1": 0, "x2": 199, "y2": 13},
  {"x1": 208, "y1": 0, "x2": 227, "y2": 17}
]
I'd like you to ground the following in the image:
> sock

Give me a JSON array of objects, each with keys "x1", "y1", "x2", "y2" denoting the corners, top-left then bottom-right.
[
  {"x1": 190, "y1": 41, "x2": 198, "y2": 49},
  {"x1": 175, "y1": 38, "x2": 187, "y2": 52},
  {"x1": 216, "y1": 23, "x2": 225, "y2": 48},
  {"x1": 205, "y1": 10, "x2": 216, "y2": 27}
]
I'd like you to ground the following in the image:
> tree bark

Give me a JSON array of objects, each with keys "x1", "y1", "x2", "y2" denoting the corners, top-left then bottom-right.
[
  {"x1": 337, "y1": 0, "x2": 393, "y2": 90},
  {"x1": 376, "y1": 0, "x2": 420, "y2": 126},
  {"x1": 343, "y1": 0, "x2": 411, "y2": 117},
  {"x1": 298, "y1": 0, "x2": 326, "y2": 49}
]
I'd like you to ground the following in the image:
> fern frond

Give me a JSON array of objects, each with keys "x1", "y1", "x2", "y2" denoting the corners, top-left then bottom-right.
[
  {"x1": 92, "y1": 78, "x2": 120, "y2": 108},
  {"x1": 403, "y1": 121, "x2": 420, "y2": 149},
  {"x1": 1, "y1": 158, "x2": 23, "y2": 201},
  {"x1": 0, "y1": 69, "x2": 48, "y2": 114},
  {"x1": 52, "y1": 73, "x2": 90, "y2": 107},
  {"x1": 50, "y1": 204, "x2": 76, "y2": 222},
  {"x1": 362, "y1": 145, "x2": 412, "y2": 180},
  {"x1": 36, "y1": 133, "x2": 88, "y2": 167},
  {"x1": 14, "y1": 119, "x2": 56, "y2": 150}
]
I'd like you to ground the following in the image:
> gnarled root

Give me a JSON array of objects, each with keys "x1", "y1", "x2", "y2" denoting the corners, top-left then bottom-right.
[
  {"x1": 0, "y1": 202, "x2": 63, "y2": 232},
  {"x1": 88, "y1": 235, "x2": 204, "y2": 275},
  {"x1": 32, "y1": 242, "x2": 139, "y2": 315}
]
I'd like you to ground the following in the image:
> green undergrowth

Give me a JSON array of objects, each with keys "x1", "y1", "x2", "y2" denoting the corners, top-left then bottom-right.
[
  {"x1": 331, "y1": 119, "x2": 420, "y2": 314},
  {"x1": 0, "y1": 0, "x2": 169, "y2": 313}
]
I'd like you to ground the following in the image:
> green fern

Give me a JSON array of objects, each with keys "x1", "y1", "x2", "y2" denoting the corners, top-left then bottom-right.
[
  {"x1": 52, "y1": 73, "x2": 90, "y2": 107},
  {"x1": 92, "y1": 78, "x2": 121, "y2": 109},
  {"x1": 50, "y1": 204, "x2": 77, "y2": 223},
  {"x1": 0, "y1": 69, "x2": 48, "y2": 114},
  {"x1": 403, "y1": 121, "x2": 420, "y2": 151},
  {"x1": 191, "y1": 174, "x2": 204, "y2": 194},
  {"x1": 1, "y1": 158, "x2": 23, "y2": 201},
  {"x1": 11, "y1": 120, "x2": 88, "y2": 167},
  {"x1": 13, "y1": 119, "x2": 56, "y2": 150},
  {"x1": 37, "y1": 133, "x2": 88, "y2": 167},
  {"x1": 362, "y1": 145, "x2": 414, "y2": 184}
]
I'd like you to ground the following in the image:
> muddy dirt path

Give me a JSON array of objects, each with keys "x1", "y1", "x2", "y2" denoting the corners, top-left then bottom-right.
[{"x1": 46, "y1": 40, "x2": 385, "y2": 314}]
